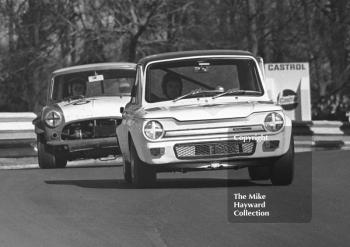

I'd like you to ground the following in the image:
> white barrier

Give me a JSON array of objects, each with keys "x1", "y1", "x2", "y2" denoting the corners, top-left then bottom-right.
[
  {"x1": 0, "y1": 112, "x2": 348, "y2": 140},
  {"x1": 0, "y1": 112, "x2": 37, "y2": 157},
  {"x1": 293, "y1": 120, "x2": 350, "y2": 136},
  {"x1": 0, "y1": 112, "x2": 349, "y2": 158},
  {"x1": 0, "y1": 112, "x2": 36, "y2": 141},
  {"x1": 310, "y1": 121, "x2": 345, "y2": 135}
]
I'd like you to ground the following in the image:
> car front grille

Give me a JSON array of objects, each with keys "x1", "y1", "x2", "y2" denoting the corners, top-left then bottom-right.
[
  {"x1": 174, "y1": 140, "x2": 256, "y2": 160},
  {"x1": 61, "y1": 118, "x2": 121, "y2": 140}
]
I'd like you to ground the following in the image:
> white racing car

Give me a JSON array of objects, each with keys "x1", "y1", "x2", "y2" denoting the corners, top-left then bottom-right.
[
  {"x1": 116, "y1": 50, "x2": 294, "y2": 187},
  {"x1": 33, "y1": 63, "x2": 136, "y2": 168}
]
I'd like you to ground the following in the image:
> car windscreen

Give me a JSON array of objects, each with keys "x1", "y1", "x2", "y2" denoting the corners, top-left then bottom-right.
[
  {"x1": 52, "y1": 69, "x2": 136, "y2": 101},
  {"x1": 145, "y1": 58, "x2": 263, "y2": 103}
]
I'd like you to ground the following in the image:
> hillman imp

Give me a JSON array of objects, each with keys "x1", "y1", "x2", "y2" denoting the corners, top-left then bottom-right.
[
  {"x1": 116, "y1": 50, "x2": 294, "y2": 187},
  {"x1": 33, "y1": 63, "x2": 136, "y2": 168}
]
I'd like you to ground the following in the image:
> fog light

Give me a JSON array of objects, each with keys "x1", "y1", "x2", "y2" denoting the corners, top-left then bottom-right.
[
  {"x1": 150, "y1": 148, "x2": 165, "y2": 157},
  {"x1": 263, "y1": 141, "x2": 280, "y2": 152}
]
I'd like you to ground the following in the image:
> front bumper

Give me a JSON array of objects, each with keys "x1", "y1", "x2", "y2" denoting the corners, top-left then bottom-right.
[
  {"x1": 135, "y1": 131, "x2": 291, "y2": 168},
  {"x1": 46, "y1": 137, "x2": 120, "y2": 154}
]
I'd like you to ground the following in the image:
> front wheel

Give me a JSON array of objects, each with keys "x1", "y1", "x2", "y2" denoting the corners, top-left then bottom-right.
[
  {"x1": 270, "y1": 135, "x2": 294, "y2": 185},
  {"x1": 37, "y1": 141, "x2": 67, "y2": 169},
  {"x1": 123, "y1": 159, "x2": 132, "y2": 183},
  {"x1": 129, "y1": 141, "x2": 156, "y2": 187}
]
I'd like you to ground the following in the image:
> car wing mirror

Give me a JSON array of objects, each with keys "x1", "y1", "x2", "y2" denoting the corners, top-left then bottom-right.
[
  {"x1": 277, "y1": 90, "x2": 299, "y2": 111},
  {"x1": 120, "y1": 107, "x2": 125, "y2": 114}
]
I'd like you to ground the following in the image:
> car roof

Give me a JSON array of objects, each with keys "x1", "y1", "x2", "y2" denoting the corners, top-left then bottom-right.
[
  {"x1": 52, "y1": 62, "x2": 137, "y2": 76},
  {"x1": 138, "y1": 50, "x2": 256, "y2": 66}
]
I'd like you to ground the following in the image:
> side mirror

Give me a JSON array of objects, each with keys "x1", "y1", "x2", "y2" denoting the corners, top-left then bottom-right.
[
  {"x1": 120, "y1": 107, "x2": 125, "y2": 114},
  {"x1": 277, "y1": 89, "x2": 299, "y2": 111}
]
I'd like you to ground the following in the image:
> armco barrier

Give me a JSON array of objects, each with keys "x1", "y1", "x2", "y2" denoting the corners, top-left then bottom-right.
[
  {"x1": 292, "y1": 120, "x2": 350, "y2": 135},
  {"x1": 0, "y1": 112, "x2": 37, "y2": 158},
  {"x1": 0, "y1": 112, "x2": 349, "y2": 158},
  {"x1": 293, "y1": 121, "x2": 350, "y2": 148}
]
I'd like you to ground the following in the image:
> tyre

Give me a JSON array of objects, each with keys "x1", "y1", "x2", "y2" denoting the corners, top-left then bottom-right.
[
  {"x1": 37, "y1": 141, "x2": 67, "y2": 169},
  {"x1": 123, "y1": 159, "x2": 132, "y2": 183},
  {"x1": 129, "y1": 140, "x2": 156, "y2": 187},
  {"x1": 248, "y1": 165, "x2": 271, "y2": 180},
  {"x1": 270, "y1": 135, "x2": 294, "y2": 185}
]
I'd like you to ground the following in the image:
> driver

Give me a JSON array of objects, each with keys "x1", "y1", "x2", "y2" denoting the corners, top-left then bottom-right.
[
  {"x1": 70, "y1": 79, "x2": 86, "y2": 97},
  {"x1": 161, "y1": 73, "x2": 183, "y2": 100}
]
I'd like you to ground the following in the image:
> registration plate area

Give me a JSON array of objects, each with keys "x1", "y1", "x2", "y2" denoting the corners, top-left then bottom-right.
[{"x1": 174, "y1": 140, "x2": 256, "y2": 160}]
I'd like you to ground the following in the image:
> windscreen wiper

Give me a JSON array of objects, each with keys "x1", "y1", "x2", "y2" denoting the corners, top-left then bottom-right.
[
  {"x1": 173, "y1": 88, "x2": 223, "y2": 102},
  {"x1": 212, "y1": 89, "x2": 261, "y2": 99}
]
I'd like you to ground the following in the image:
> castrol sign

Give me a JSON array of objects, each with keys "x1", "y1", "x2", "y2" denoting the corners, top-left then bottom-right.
[{"x1": 264, "y1": 63, "x2": 311, "y2": 121}]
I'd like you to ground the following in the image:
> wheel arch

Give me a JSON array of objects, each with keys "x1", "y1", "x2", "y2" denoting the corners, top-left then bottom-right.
[{"x1": 127, "y1": 131, "x2": 146, "y2": 163}]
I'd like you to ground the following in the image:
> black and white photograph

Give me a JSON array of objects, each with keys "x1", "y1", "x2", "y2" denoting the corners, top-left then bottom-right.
[{"x1": 0, "y1": 0, "x2": 348, "y2": 246}]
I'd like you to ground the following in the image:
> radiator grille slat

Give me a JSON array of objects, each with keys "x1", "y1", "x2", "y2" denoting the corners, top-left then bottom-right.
[
  {"x1": 174, "y1": 140, "x2": 256, "y2": 160},
  {"x1": 61, "y1": 118, "x2": 121, "y2": 140}
]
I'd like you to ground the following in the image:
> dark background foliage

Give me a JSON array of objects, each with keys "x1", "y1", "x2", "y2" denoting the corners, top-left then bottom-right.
[{"x1": 0, "y1": 0, "x2": 349, "y2": 113}]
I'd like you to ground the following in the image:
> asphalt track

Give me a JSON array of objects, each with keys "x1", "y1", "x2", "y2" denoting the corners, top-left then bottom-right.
[{"x1": 0, "y1": 150, "x2": 349, "y2": 247}]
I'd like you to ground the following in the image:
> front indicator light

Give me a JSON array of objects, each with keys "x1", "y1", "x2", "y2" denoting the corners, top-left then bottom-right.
[
  {"x1": 150, "y1": 147, "x2": 165, "y2": 157},
  {"x1": 263, "y1": 140, "x2": 280, "y2": 152}
]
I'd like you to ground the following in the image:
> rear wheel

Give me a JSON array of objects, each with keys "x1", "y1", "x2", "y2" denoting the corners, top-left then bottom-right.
[
  {"x1": 37, "y1": 140, "x2": 67, "y2": 169},
  {"x1": 129, "y1": 140, "x2": 156, "y2": 187},
  {"x1": 270, "y1": 136, "x2": 294, "y2": 185},
  {"x1": 248, "y1": 165, "x2": 271, "y2": 180}
]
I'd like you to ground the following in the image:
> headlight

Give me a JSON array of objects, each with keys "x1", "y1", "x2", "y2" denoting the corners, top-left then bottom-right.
[
  {"x1": 264, "y1": 112, "x2": 284, "y2": 132},
  {"x1": 44, "y1": 110, "x2": 62, "y2": 128},
  {"x1": 143, "y1": 120, "x2": 164, "y2": 140}
]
